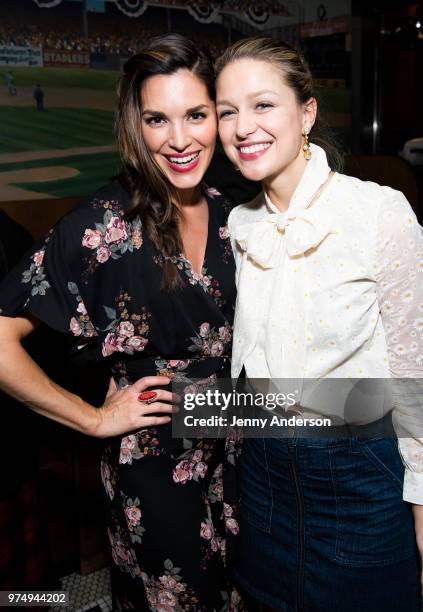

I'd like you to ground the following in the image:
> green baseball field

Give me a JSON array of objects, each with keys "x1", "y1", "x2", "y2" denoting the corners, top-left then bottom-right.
[
  {"x1": 0, "y1": 66, "x2": 350, "y2": 202},
  {"x1": 0, "y1": 66, "x2": 121, "y2": 200}
]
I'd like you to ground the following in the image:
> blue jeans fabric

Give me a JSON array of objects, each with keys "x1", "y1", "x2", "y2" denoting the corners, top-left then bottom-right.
[{"x1": 234, "y1": 436, "x2": 420, "y2": 612}]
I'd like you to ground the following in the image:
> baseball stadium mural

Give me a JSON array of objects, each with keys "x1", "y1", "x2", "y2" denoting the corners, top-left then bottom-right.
[{"x1": 0, "y1": 0, "x2": 351, "y2": 202}]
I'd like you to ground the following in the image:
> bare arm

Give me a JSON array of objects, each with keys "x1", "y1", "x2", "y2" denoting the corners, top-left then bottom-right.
[{"x1": 0, "y1": 314, "x2": 173, "y2": 437}]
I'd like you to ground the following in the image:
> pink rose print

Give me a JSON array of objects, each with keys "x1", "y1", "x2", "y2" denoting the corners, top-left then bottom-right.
[
  {"x1": 96, "y1": 245, "x2": 111, "y2": 263},
  {"x1": 223, "y1": 502, "x2": 233, "y2": 518},
  {"x1": 101, "y1": 294, "x2": 150, "y2": 358},
  {"x1": 142, "y1": 560, "x2": 200, "y2": 610},
  {"x1": 223, "y1": 503, "x2": 239, "y2": 534},
  {"x1": 119, "y1": 435, "x2": 137, "y2": 464},
  {"x1": 189, "y1": 322, "x2": 231, "y2": 357},
  {"x1": 200, "y1": 522, "x2": 212, "y2": 540},
  {"x1": 70, "y1": 317, "x2": 82, "y2": 336},
  {"x1": 194, "y1": 462, "x2": 208, "y2": 479},
  {"x1": 117, "y1": 321, "x2": 135, "y2": 338},
  {"x1": 219, "y1": 226, "x2": 230, "y2": 240},
  {"x1": 100, "y1": 461, "x2": 115, "y2": 500},
  {"x1": 211, "y1": 340, "x2": 224, "y2": 357},
  {"x1": 76, "y1": 301, "x2": 87, "y2": 315},
  {"x1": 114, "y1": 540, "x2": 131, "y2": 563},
  {"x1": 199, "y1": 322, "x2": 210, "y2": 338},
  {"x1": 210, "y1": 480, "x2": 223, "y2": 501},
  {"x1": 159, "y1": 576, "x2": 178, "y2": 590},
  {"x1": 33, "y1": 249, "x2": 45, "y2": 268},
  {"x1": 125, "y1": 504, "x2": 142, "y2": 530},
  {"x1": 172, "y1": 460, "x2": 192, "y2": 484},
  {"x1": 102, "y1": 332, "x2": 124, "y2": 356},
  {"x1": 168, "y1": 359, "x2": 185, "y2": 368},
  {"x1": 192, "y1": 450, "x2": 203, "y2": 462},
  {"x1": 119, "y1": 448, "x2": 133, "y2": 464},
  {"x1": 218, "y1": 325, "x2": 231, "y2": 342},
  {"x1": 108, "y1": 528, "x2": 134, "y2": 568},
  {"x1": 225, "y1": 518, "x2": 239, "y2": 535},
  {"x1": 82, "y1": 228, "x2": 102, "y2": 250},
  {"x1": 126, "y1": 336, "x2": 148, "y2": 350},
  {"x1": 105, "y1": 216, "x2": 128, "y2": 244},
  {"x1": 157, "y1": 590, "x2": 177, "y2": 607}
]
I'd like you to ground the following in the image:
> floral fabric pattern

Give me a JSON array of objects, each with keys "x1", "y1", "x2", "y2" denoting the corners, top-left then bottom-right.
[
  {"x1": 122, "y1": 493, "x2": 146, "y2": 544},
  {"x1": 101, "y1": 292, "x2": 151, "y2": 358},
  {"x1": 21, "y1": 240, "x2": 51, "y2": 298},
  {"x1": 142, "y1": 559, "x2": 204, "y2": 611},
  {"x1": 0, "y1": 181, "x2": 239, "y2": 610},
  {"x1": 67, "y1": 282, "x2": 97, "y2": 338},
  {"x1": 81, "y1": 198, "x2": 142, "y2": 280},
  {"x1": 119, "y1": 429, "x2": 163, "y2": 465},
  {"x1": 188, "y1": 321, "x2": 232, "y2": 358}
]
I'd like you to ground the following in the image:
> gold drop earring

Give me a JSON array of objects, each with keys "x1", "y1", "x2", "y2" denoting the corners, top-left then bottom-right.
[{"x1": 302, "y1": 127, "x2": 311, "y2": 160}]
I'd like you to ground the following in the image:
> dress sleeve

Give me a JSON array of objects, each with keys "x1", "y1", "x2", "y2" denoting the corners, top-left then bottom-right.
[
  {"x1": 0, "y1": 208, "x2": 98, "y2": 342},
  {"x1": 375, "y1": 187, "x2": 423, "y2": 504}
]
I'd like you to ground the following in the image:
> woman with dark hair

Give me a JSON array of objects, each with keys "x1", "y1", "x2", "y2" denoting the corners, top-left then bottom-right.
[
  {"x1": 0, "y1": 34, "x2": 241, "y2": 610},
  {"x1": 216, "y1": 38, "x2": 422, "y2": 611}
]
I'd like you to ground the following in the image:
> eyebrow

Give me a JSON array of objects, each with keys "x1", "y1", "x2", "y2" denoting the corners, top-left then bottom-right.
[
  {"x1": 216, "y1": 90, "x2": 278, "y2": 107},
  {"x1": 142, "y1": 104, "x2": 211, "y2": 116}
]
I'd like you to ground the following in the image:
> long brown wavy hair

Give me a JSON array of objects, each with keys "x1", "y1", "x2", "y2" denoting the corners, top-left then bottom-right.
[
  {"x1": 116, "y1": 34, "x2": 215, "y2": 290},
  {"x1": 215, "y1": 37, "x2": 343, "y2": 172}
]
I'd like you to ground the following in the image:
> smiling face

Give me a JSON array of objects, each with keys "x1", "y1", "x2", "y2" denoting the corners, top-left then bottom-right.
[
  {"x1": 216, "y1": 58, "x2": 316, "y2": 184},
  {"x1": 140, "y1": 68, "x2": 217, "y2": 194}
]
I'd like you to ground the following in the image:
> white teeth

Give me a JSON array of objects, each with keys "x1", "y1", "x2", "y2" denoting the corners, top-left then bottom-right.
[
  {"x1": 168, "y1": 152, "x2": 199, "y2": 164},
  {"x1": 240, "y1": 143, "x2": 271, "y2": 154}
]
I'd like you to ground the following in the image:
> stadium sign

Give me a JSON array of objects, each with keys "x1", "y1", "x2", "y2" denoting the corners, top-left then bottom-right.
[
  {"x1": 0, "y1": 46, "x2": 43, "y2": 67},
  {"x1": 44, "y1": 49, "x2": 90, "y2": 68}
]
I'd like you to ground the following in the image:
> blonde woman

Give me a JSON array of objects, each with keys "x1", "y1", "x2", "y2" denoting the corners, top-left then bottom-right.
[{"x1": 216, "y1": 37, "x2": 421, "y2": 611}]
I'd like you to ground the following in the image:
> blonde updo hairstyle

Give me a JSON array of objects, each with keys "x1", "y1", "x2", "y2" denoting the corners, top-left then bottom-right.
[{"x1": 215, "y1": 37, "x2": 343, "y2": 171}]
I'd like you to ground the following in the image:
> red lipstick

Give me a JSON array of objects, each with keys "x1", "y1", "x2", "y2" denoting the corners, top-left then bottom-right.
[{"x1": 163, "y1": 151, "x2": 201, "y2": 174}]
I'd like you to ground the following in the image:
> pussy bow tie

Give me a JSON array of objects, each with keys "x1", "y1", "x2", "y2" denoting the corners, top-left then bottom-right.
[{"x1": 234, "y1": 207, "x2": 333, "y2": 269}]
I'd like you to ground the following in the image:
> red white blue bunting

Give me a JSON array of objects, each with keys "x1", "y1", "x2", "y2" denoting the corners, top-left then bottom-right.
[
  {"x1": 33, "y1": 0, "x2": 62, "y2": 7},
  {"x1": 114, "y1": 0, "x2": 148, "y2": 18},
  {"x1": 244, "y1": 5, "x2": 270, "y2": 26},
  {"x1": 187, "y1": 1, "x2": 220, "y2": 24}
]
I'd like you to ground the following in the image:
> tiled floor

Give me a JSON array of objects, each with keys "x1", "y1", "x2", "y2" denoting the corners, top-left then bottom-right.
[{"x1": 49, "y1": 566, "x2": 112, "y2": 612}]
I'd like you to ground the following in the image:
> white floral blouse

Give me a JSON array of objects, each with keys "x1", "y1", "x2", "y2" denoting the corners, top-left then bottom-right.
[{"x1": 228, "y1": 143, "x2": 423, "y2": 504}]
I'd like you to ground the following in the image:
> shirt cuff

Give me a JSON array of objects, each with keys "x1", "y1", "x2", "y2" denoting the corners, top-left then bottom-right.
[{"x1": 403, "y1": 468, "x2": 423, "y2": 504}]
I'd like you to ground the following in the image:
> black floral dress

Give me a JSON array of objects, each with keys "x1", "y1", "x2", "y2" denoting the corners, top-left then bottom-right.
[{"x1": 0, "y1": 182, "x2": 242, "y2": 611}]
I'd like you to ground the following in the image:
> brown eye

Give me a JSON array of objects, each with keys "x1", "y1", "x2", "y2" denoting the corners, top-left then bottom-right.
[
  {"x1": 146, "y1": 116, "x2": 165, "y2": 126},
  {"x1": 190, "y1": 112, "x2": 206, "y2": 121}
]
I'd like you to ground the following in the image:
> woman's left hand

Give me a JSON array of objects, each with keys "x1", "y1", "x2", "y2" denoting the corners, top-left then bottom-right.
[{"x1": 412, "y1": 504, "x2": 423, "y2": 594}]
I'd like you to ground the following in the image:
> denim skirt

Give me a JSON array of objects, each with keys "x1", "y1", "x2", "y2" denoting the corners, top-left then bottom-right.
[{"x1": 234, "y1": 435, "x2": 420, "y2": 612}]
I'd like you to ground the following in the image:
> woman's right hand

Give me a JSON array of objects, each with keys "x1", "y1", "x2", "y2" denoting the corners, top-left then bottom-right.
[{"x1": 90, "y1": 375, "x2": 173, "y2": 438}]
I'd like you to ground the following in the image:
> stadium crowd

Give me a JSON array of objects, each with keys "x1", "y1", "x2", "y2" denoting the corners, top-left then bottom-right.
[
  {"x1": 0, "y1": 23, "x2": 226, "y2": 58},
  {"x1": 1, "y1": 0, "x2": 279, "y2": 60}
]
